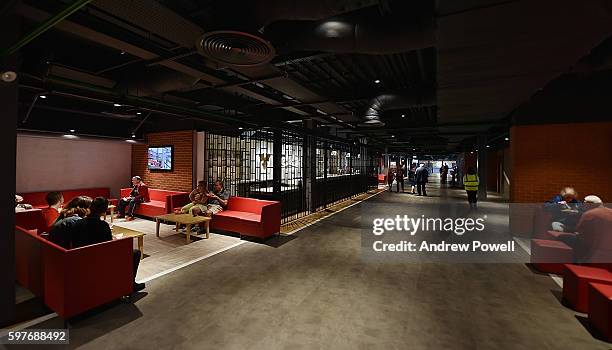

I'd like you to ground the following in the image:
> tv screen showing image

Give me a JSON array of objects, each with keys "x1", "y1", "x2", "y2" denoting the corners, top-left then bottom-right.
[{"x1": 148, "y1": 146, "x2": 173, "y2": 171}]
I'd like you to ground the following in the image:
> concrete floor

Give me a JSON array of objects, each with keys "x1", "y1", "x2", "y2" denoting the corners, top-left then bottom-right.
[{"x1": 7, "y1": 179, "x2": 610, "y2": 349}]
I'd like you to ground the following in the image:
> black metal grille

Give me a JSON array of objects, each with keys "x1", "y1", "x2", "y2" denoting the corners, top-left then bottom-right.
[{"x1": 205, "y1": 128, "x2": 379, "y2": 223}]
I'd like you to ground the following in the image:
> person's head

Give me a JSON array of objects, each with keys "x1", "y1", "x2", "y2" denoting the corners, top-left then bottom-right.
[
  {"x1": 213, "y1": 180, "x2": 224, "y2": 193},
  {"x1": 15, "y1": 194, "x2": 23, "y2": 207},
  {"x1": 132, "y1": 176, "x2": 142, "y2": 186},
  {"x1": 419, "y1": 163, "x2": 425, "y2": 168},
  {"x1": 583, "y1": 195, "x2": 603, "y2": 211},
  {"x1": 560, "y1": 187, "x2": 577, "y2": 202},
  {"x1": 45, "y1": 191, "x2": 64, "y2": 208},
  {"x1": 467, "y1": 167, "x2": 476, "y2": 175},
  {"x1": 62, "y1": 195, "x2": 92, "y2": 218},
  {"x1": 197, "y1": 180, "x2": 206, "y2": 192},
  {"x1": 88, "y1": 197, "x2": 109, "y2": 217}
]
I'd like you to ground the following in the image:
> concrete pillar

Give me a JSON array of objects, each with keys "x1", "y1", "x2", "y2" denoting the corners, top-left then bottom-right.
[
  {"x1": 0, "y1": 9, "x2": 19, "y2": 327},
  {"x1": 478, "y1": 135, "x2": 488, "y2": 200}
]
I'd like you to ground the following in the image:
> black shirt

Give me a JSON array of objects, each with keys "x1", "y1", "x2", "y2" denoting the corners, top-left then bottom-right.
[
  {"x1": 48, "y1": 216, "x2": 83, "y2": 249},
  {"x1": 71, "y1": 217, "x2": 113, "y2": 248}
]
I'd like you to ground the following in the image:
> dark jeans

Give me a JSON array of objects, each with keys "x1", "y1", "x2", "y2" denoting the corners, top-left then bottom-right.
[
  {"x1": 118, "y1": 198, "x2": 142, "y2": 216},
  {"x1": 467, "y1": 190, "x2": 478, "y2": 203},
  {"x1": 132, "y1": 249, "x2": 141, "y2": 283},
  {"x1": 417, "y1": 182, "x2": 427, "y2": 196},
  {"x1": 396, "y1": 179, "x2": 404, "y2": 192}
]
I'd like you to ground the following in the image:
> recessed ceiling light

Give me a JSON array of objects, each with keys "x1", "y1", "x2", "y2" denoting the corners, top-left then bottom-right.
[
  {"x1": 391, "y1": 135, "x2": 395, "y2": 138},
  {"x1": 412, "y1": 148, "x2": 416, "y2": 151},
  {"x1": 401, "y1": 114, "x2": 405, "y2": 118},
  {"x1": 374, "y1": 79, "x2": 381, "y2": 84},
  {"x1": 136, "y1": 112, "x2": 142, "y2": 115},
  {"x1": 69, "y1": 129, "x2": 75, "y2": 133},
  {"x1": 504, "y1": 137, "x2": 509, "y2": 141},
  {"x1": 120, "y1": 51, "x2": 126, "y2": 55},
  {"x1": 131, "y1": 134, "x2": 136, "y2": 138},
  {"x1": 113, "y1": 103, "x2": 121, "y2": 107},
  {"x1": 486, "y1": 145, "x2": 490, "y2": 148},
  {"x1": 470, "y1": 151, "x2": 474, "y2": 154},
  {"x1": 39, "y1": 95, "x2": 47, "y2": 99},
  {"x1": 238, "y1": 127, "x2": 243, "y2": 130}
]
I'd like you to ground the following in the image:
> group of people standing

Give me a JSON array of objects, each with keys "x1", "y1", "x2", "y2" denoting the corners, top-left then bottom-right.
[{"x1": 386, "y1": 163, "x2": 430, "y2": 196}]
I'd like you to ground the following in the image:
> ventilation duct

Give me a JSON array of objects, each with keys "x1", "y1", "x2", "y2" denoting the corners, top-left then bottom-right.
[
  {"x1": 361, "y1": 89, "x2": 436, "y2": 126},
  {"x1": 195, "y1": 31, "x2": 276, "y2": 67},
  {"x1": 266, "y1": 16, "x2": 435, "y2": 54}
]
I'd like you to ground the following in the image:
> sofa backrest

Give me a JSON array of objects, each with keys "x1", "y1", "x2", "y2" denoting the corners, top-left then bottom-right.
[
  {"x1": 15, "y1": 209, "x2": 47, "y2": 233},
  {"x1": 148, "y1": 189, "x2": 187, "y2": 202},
  {"x1": 20, "y1": 188, "x2": 111, "y2": 208},
  {"x1": 227, "y1": 196, "x2": 278, "y2": 215}
]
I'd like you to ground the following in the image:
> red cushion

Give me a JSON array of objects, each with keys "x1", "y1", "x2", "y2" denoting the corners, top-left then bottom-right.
[
  {"x1": 588, "y1": 283, "x2": 612, "y2": 341},
  {"x1": 530, "y1": 239, "x2": 573, "y2": 274},
  {"x1": 563, "y1": 264, "x2": 612, "y2": 313},
  {"x1": 227, "y1": 197, "x2": 275, "y2": 215},
  {"x1": 215, "y1": 210, "x2": 261, "y2": 222},
  {"x1": 20, "y1": 188, "x2": 113, "y2": 208}
]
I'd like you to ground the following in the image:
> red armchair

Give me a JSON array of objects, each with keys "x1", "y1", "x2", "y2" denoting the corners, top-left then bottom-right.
[
  {"x1": 19, "y1": 187, "x2": 118, "y2": 208},
  {"x1": 211, "y1": 197, "x2": 281, "y2": 239},
  {"x1": 119, "y1": 188, "x2": 189, "y2": 217},
  {"x1": 15, "y1": 209, "x2": 48, "y2": 233},
  {"x1": 15, "y1": 226, "x2": 134, "y2": 320},
  {"x1": 15, "y1": 227, "x2": 44, "y2": 297}
]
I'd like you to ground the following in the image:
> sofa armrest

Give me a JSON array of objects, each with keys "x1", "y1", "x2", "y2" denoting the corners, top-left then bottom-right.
[
  {"x1": 120, "y1": 188, "x2": 132, "y2": 198},
  {"x1": 166, "y1": 193, "x2": 190, "y2": 214},
  {"x1": 42, "y1": 238, "x2": 133, "y2": 319},
  {"x1": 261, "y1": 202, "x2": 281, "y2": 235}
]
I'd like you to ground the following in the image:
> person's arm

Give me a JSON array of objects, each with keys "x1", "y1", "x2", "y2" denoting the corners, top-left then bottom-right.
[
  {"x1": 210, "y1": 192, "x2": 229, "y2": 208},
  {"x1": 102, "y1": 221, "x2": 113, "y2": 242},
  {"x1": 189, "y1": 189, "x2": 197, "y2": 202}
]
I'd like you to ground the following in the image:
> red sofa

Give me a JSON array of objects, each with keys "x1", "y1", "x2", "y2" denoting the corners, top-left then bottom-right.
[
  {"x1": 15, "y1": 226, "x2": 134, "y2": 320},
  {"x1": 563, "y1": 264, "x2": 612, "y2": 313},
  {"x1": 210, "y1": 197, "x2": 281, "y2": 239},
  {"x1": 15, "y1": 209, "x2": 48, "y2": 233},
  {"x1": 530, "y1": 238, "x2": 574, "y2": 274},
  {"x1": 120, "y1": 188, "x2": 189, "y2": 217},
  {"x1": 588, "y1": 282, "x2": 612, "y2": 342},
  {"x1": 19, "y1": 187, "x2": 118, "y2": 208}
]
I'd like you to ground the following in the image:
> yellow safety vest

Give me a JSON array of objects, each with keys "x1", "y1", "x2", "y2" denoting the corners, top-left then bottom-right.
[{"x1": 463, "y1": 174, "x2": 479, "y2": 191}]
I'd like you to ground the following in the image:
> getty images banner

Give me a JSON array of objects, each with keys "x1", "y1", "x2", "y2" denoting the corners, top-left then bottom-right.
[{"x1": 360, "y1": 201, "x2": 611, "y2": 264}]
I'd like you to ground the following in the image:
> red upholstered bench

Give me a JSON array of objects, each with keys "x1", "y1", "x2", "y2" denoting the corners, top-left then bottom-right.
[
  {"x1": 120, "y1": 188, "x2": 189, "y2": 217},
  {"x1": 530, "y1": 239, "x2": 573, "y2": 274},
  {"x1": 588, "y1": 282, "x2": 612, "y2": 342},
  {"x1": 532, "y1": 206, "x2": 554, "y2": 239},
  {"x1": 15, "y1": 226, "x2": 134, "y2": 320},
  {"x1": 563, "y1": 264, "x2": 612, "y2": 313},
  {"x1": 19, "y1": 187, "x2": 118, "y2": 208},
  {"x1": 15, "y1": 209, "x2": 48, "y2": 233},
  {"x1": 210, "y1": 197, "x2": 281, "y2": 239}
]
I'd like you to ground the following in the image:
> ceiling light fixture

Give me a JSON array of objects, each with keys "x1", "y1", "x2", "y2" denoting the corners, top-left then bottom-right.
[
  {"x1": 401, "y1": 114, "x2": 405, "y2": 118},
  {"x1": 374, "y1": 79, "x2": 381, "y2": 84},
  {"x1": 113, "y1": 103, "x2": 121, "y2": 107},
  {"x1": 39, "y1": 95, "x2": 47, "y2": 99},
  {"x1": 136, "y1": 112, "x2": 142, "y2": 115},
  {"x1": 131, "y1": 134, "x2": 136, "y2": 138},
  {"x1": 504, "y1": 137, "x2": 509, "y2": 141},
  {"x1": 120, "y1": 51, "x2": 126, "y2": 55},
  {"x1": 238, "y1": 127, "x2": 243, "y2": 130},
  {"x1": 69, "y1": 129, "x2": 75, "y2": 133}
]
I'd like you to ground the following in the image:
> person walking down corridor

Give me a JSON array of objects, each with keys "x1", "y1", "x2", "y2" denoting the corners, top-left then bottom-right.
[
  {"x1": 387, "y1": 169, "x2": 395, "y2": 192},
  {"x1": 415, "y1": 164, "x2": 429, "y2": 196},
  {"x1": 463, "y1": 167, "x2": 480, "y2": 209},
  {"x1": 408, "y1": 164, "x2": 417, "y2": 194},
  {"x1": 440, "y1": 163, "x2": 449, "y2": 184},
  {"x1": 395, "y1": 167, "x2": 404, "y2": 192}
]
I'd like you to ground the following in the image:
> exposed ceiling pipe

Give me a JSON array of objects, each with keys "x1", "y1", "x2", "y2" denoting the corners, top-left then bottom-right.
[
  {"x1": 265, "y1": 15, "x2": 435, "y2": 54},
  {"x1": 362, "y1": 89, "x2": 436, "y2": 126}
]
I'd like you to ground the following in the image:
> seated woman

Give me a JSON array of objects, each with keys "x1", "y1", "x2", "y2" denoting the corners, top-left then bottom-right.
[
  {"x1": 48, "y1": 195, "x2": 93, "y2": 249},
  {"x1": 179, "y1": 181, "x2": 208, "y2": 216},
  {"x1": 544, "y1": 187, "x2": 583, "y2": 232},
  {"x1": 193, "y1": 180, "x2": 229, "y2": 217}
]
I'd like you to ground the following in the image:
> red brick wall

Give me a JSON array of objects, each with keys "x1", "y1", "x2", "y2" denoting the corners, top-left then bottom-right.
[
  {"x1": 510, "y1": 122, "x2": 612, "y2": 203},
  {"x1": 131, "y1": 130, "x2": 195, "y2": 192},
  {"x1": 509, "y1": 122, "x2": 612, "y2": 236}
]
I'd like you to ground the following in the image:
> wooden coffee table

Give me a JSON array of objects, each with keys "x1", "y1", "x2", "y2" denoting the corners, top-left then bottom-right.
[
  {"x1": 104, "y1": 204, "x2": 117, "y2": 223},
  {"x1": 155, "y1": 213, "x2": 211, "y2": 243},
  {"x1": 111, "y1": 225, "x2": 145, "y2": 259}
]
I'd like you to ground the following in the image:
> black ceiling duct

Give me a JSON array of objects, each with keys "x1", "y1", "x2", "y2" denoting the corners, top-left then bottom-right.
[{"x1": 362, "y1": 89, "x2": 436, "y2": 126}]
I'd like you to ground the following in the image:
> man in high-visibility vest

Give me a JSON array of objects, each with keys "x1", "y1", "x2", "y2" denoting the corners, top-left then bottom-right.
[{"x1": 463, "y1": 167, "x2": 480, "y2": 209}]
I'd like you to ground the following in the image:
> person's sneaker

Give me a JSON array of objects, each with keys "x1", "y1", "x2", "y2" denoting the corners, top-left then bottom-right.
[
  {"x1": 133, "y1": 282, "x2": 145, "y2": 292},
  {"x1": 126, "y1": 216, "x2": 135, "y2": 221}
]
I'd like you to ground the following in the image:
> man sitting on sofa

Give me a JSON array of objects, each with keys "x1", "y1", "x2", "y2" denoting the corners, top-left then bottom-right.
[
  {"x1": 544, "y1": 186, "x2": 583, "y2": 232},
  {"x1": 42, "y1": 191, "x2": 64, "y2": 231},
  {"x1": 192, "y1": 180, "x2": 229, "y2": 218},
  {"x1": 73, "y1": 197, "x2": 145, "y2": 292},
  {"x1": 117, "y1": 176, "x2": 149, "y2": 221}
]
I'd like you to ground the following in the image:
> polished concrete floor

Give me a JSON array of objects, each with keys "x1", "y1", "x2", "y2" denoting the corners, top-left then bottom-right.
[{"x1": 8, "y1": 179, "x2": 610, "y2": 349}]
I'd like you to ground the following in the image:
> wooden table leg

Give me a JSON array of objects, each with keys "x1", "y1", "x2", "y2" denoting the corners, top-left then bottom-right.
[
  {"x1": 110, "y1": 206, "x2": 114, "y2": 223},
  {"x1": 138, "y1": 236, "x2": 144, "y2": 260},
  {"x1": 206, "y1": 221, "x2": 210, "y2": 239},
  {"x1": 186, "y1": 224, "x2": 191, "y2": 243},
  {"x1": 156, "y1": 218, "x2": 160, "y2": 238},
  {"x1": 175, "y1": 222, "x2": 179, "y2": 232}
]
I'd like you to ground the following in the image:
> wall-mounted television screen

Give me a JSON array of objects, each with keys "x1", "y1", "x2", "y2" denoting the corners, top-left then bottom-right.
[{"x1": 148, "y1": 146, "x2": 173, "y2": 171}]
